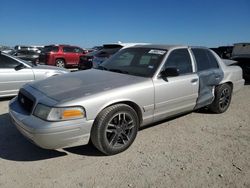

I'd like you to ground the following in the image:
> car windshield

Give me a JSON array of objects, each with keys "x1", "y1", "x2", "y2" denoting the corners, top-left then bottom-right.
[
  {"x1": 13, "y1": 56, "x2": 34, "y2": 67},
  {"x1": 96, "y1": 48, "x2": 167, "y2": 77},
  {"x1": 1, "y1": 53, "x2": 34, "y2": 67}
]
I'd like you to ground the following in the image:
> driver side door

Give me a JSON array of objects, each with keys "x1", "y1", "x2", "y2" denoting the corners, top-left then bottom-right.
[{"x1": 0, "y1": 55, "x2": 34, "y2": 97}]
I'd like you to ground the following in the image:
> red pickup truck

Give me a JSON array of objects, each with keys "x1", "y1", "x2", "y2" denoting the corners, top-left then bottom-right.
[{"x1": 39, "y1": 45, "x2": 87, "y2": 68}]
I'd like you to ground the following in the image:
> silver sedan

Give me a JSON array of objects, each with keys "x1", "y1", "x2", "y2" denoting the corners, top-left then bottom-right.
[
  {"x1": 9, "y1": 45, "x2": 244, "y2": 155},
  {"x1": 0, "y1": 52, "x2": 69, "y2": 97}
]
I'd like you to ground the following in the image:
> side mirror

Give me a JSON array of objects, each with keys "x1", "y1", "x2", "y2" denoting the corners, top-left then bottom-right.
[
  {"x1": 161, "y1": 67, "x2": 179, "y2": 78},
  {"x1": 15, "y1": 63, "x2": 26, "y2": 71}
]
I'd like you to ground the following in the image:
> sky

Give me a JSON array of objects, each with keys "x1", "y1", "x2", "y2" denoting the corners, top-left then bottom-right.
[{"x1": 0, "y1": 0, "x2": 250, "y2": 48}]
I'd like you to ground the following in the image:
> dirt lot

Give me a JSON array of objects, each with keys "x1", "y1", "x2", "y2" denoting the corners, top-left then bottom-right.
[{"x1": 0, "y1": 84, "x2": 249, "y2": 188}]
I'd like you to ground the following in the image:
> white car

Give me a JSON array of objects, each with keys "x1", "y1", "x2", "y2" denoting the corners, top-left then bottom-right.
[
  {"x1": 9, "y1": 45, "x2": 244, "y2": 155},
  {"x1": 0, "y1": 52, "x2": 69, "y2": 97}
]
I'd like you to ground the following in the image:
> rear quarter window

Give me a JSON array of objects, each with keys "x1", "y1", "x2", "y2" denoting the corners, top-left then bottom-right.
[
  {"x1": 192, "y1": 48, "x2": 219, "y2": 71},
  {"x1": 63, "y1": 47, "x2": 75, "y2": 53},
  {"x1": 44, "y1": 46, "x2": 59, "y2": 53}
]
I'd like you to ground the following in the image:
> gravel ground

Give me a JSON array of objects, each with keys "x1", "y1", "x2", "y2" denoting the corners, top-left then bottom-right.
[{"x1": 0, "y1": 84, "x2": 249, "y2": 188}]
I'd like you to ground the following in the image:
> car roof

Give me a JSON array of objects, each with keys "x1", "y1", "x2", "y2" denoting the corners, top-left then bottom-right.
[
  {"x1": 103, "y1": 43, "x2": 150, "y2": 48},
  {"x1": 131, "y1": 44, "x2": 188, "y2": 50},
  {"x1": 131, "y1": 44, "x2": 210, "y2": 51},
  {"x1": 46, "y1": 44, "x2": 80, "y2": 47}
]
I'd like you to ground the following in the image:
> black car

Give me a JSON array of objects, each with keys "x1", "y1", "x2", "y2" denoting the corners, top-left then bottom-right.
[
  {"x1": 231, "y1": 43, "x2": 250, "y2": 80},
  {"x1": 14, "y1": 50, "x2": 40, "y2": 64},
  {"x1": 78, "y1": 44, "x2": 122, "y2": 70},
  {"x1": 210, "y1": 46, "x2": 233, "y2": 59}
]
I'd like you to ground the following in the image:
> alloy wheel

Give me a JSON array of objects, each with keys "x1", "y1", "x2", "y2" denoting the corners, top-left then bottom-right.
[
  {"x1": 56, "y1": 60, "x2": 65, "y2": 68},
  {"x1": 105, "y1": 112, "x2": 135, "y2": 148},
  {"x1": 219, "y1": 88, "x2": 230, "y2": 110}
]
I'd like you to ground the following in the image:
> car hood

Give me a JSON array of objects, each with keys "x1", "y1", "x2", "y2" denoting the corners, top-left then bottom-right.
[{"x1": 27, "y1": 69, "x2": 149, "y2": 102}]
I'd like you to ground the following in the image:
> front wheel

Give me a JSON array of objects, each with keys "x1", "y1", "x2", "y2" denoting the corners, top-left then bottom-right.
[
  {"x1": 209, "y1": 83, "x2": 232, "y2": 113},
  {"x1": 91, "y1": 104, "x2": 139, "y2": 155}
]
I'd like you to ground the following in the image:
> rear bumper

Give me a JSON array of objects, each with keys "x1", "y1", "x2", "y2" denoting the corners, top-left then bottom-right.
[
  {"x1": 9, "y1": 97, "x2": 93, "y2": 149},
  {"x1": 233, "y1": 79, "x2": 245, "y2": 93}
]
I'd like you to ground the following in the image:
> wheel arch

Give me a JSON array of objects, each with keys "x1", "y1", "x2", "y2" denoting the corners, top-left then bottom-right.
[
  {"x1": 55, "y1": 57, "x2": 66, "y2": 64},
  {"x1": 218, "y1": 81, "x2": 233, "y2": 91},
  {"x1": 96, "y1": 100, "x2": 143, "y2": 125}
]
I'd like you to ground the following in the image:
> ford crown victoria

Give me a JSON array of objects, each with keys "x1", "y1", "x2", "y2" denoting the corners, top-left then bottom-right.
[{"x1": 9, "y1": 45, "x2": 244, "y2": 155}]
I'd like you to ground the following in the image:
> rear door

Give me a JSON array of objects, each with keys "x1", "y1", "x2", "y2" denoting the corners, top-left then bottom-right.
[
  {"x1": 154, "y1": 48, "x2": 199, "y2": 120},
  {"x1": 0, "y1": 54, "x2": 34, "y2": 97},
  {"x1": 191, "y1": 48, "x2": 223, "y2": 109},
  {"x1": 73, "y1": 47, "x2": 84, "y2": 65},
  {"x1": 63, "y1": 47, "x2": 83, "y2": 66},
  {"x1": 62, "y1": 46, "x2": 76, "y2": 65}
]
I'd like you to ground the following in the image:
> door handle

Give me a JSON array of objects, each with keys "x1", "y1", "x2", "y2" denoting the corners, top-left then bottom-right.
[{"x1": 191, "y1": 78, "x2": 198, "y2": 83}]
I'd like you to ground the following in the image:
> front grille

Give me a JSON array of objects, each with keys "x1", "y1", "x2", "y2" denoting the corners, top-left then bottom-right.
[{"x1": 18, "y1": 90, "x2": 35, "y2": 114}]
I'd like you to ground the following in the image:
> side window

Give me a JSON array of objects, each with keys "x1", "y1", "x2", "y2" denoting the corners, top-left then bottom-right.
[
  {"x1": 207, "y1": 50, "x2": 219, "y2": 69},
  {"x1": 51, "y1": 46, "x2": 59, "y2": 52},
  {"x1": 164, "y1": 49, "x2": 193, "y2": 75},
  {"x1": 63, "y1": 47, "x2": 74, "y2": 53},
  {"x1": 0, "y1": 55, "x2": 20, "y2": 68},
  {"x1": 192, "y1": 48, "x2": 219, "y2": 71}
]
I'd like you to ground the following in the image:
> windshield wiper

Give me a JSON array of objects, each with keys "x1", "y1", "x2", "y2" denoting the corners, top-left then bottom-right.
[
  {"x1": 96, "y1": 65, "x2": 108, "y2": 70},
  {"x1": 96, "y1": 66, "x2": 128, "y2": 75}
]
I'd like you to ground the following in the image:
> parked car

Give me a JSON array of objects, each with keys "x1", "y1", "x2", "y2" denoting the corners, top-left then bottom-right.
[
  {"x1": 39, "y1": 45, "x2": 87, "y2": 68},
  {"x1": 14, "y1": 45, "x2": 43, "y2": 53},
  {"x1": 231, "y1": 43, "x2": 250, "y2": 80},
  {"x1": 9, "y1": 45, "x2": 244, "y2": 155},
  {"x1": 210, "y1": 46, "x2": 233, "y2": 59},
  {"x1": 78, "y1": 43, "x2": 147, "y2": 70},
  {"x1": 14, "y1": 50, "x2": 40, "y2": 64},
  {"x1": 0, "y1": 45, "x2": 16, "y2": 55},
  {"x1": 0, "y1": 52, "x2": 69, "y2": 98}
]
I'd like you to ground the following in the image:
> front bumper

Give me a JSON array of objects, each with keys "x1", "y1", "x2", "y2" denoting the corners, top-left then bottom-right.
[{"x1": 9, "y1": 97, "x2": 94, "y2": 149}]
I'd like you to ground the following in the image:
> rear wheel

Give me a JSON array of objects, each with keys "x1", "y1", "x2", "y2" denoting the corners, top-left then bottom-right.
[
  {"x1": 55, "y1": 59, "x2": 65, "y2": 68},
  {"x1": 209, "y1": 84, "x2": 232, "y2": 113},
  {"x1": 91, "y1": 104, "x2": 139, "y2": 155}
]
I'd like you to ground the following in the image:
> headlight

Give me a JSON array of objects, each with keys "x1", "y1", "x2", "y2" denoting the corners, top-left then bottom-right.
[{"x1": 34, "y1": 104, "x2": 85, "y2": 121}]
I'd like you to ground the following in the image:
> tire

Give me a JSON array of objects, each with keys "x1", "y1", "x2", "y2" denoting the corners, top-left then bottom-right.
[
  {"x1": 209, "y1": 83, "x2": 232, "y2": 113},
  {"x1": 55, "y1": 59, "x2": 65, "y2": 68},
  {"x1": 91, "y1": 104, "x2": 139, "y2": 155}
]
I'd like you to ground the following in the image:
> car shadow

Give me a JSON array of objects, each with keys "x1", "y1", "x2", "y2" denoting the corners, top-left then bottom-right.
[
  {"x1": 0, "y1": 110, "x2": 211, "y2": 160},
  {"x1": 0, "y1": 113, "x2": 67, "y2": 161},
  {"x1": 194, "y1": 108, "x2": 216, "y2": 114},
  {"x1": 245, "y1": 80, "x2": 250, "y2": 85},
  {"x1": 63, "y1": 142, "x2": 104, "y2": 157}
]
